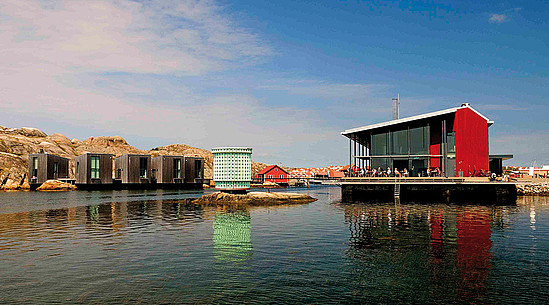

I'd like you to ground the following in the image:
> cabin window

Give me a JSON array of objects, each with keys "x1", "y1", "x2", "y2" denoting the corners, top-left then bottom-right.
[
  {"x1": 76, "y1": 162, "x2": 80, "y2": 174},
  {"x1": 194, "y1": 160, "x2": 202, "y2": 178},
  {"x1": 268, "y1": 175, "x2": 273, "y2": 178},
  {"x1": 279, "y1": 175, "x2": 283, "y2": 178},
  {"x1": 117, "y1": 169, "x2": 122, "y2": 179},
  {"x1": 275, "y1": 168, "x2": 278, "y2": 172},
  {"x1": 173, "y1": 159, "x2": 181, "y2": 179},
  {"x1": 91, "y1": 156, "x2": 100, "y2": 179},
  {"x1": 53, "y1": 162, "x2": 58, "y2": 176},
  {"x1": 139, "y1": 158, "x2": 148, "y2": 178},
  {"x1": 32, "y1": 157, "x2": 38, "y2": 177}
]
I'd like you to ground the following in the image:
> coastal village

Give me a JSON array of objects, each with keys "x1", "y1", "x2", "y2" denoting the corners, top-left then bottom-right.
[{"x1": 1, "y1": 102, "x2": 549, "y2": 199}]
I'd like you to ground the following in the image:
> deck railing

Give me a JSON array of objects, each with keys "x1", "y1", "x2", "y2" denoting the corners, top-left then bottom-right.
[{"x1": 341, "y1": 177, "x2": 467, "y2": 183}]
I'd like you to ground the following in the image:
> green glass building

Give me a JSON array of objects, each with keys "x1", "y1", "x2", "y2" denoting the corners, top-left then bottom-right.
[{"x1": 212, "y1": 147, "x2": 252, "y2": 190}]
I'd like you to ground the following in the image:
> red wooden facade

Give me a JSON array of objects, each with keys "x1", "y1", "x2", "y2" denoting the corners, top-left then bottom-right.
[{"x1": 255, "y1": 165, "x2": 289, "y2": 183}]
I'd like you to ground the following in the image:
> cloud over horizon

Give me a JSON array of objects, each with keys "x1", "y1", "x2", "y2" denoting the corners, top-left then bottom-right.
[{"x1": 489, "y1": 14, "x2": 508, "y2": 23}]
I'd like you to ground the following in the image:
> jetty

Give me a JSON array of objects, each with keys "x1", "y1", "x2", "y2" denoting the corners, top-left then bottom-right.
[{"x1": 340, "y1": 177, "x2": 517, "y2": 204}]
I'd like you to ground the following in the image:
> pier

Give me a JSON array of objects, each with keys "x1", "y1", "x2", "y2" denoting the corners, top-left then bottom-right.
[{"x1": 340, "y1": 177, "x2": 517, "y2": 204}]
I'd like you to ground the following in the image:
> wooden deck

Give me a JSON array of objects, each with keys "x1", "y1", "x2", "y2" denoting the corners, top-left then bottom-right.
[{"x1": 340, "y1": 177, "x2": 503, "y2": 184}]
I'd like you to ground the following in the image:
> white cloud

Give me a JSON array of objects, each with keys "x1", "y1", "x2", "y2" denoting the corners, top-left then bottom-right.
[
  {"x1": 0, "y1": 0, "x2": 387, "y2": 167},
  {"x1": 488, "y1": 8, "x2": 521, "y2": 24},
  {"x1": 489, "y1": 14, "x2": 508, "y2": 23},
  {"x1": 0, "y1": 0, "x2": 271, "y2": 76}
]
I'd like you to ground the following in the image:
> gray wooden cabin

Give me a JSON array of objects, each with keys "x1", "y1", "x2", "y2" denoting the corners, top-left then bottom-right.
[
  {"x1": 114, "y1": 154, "x2": 152, "y2": 184},
  {"x1": 184, "y1": 156, "x2": 205, "y2": 184},
  {"x1": 151, "y1": 155, "x2": 185, "y2": 184},
  {"x1": 28, "y1": 153, "x2": 69, "y2": 184},
  {"x1": 75, "y1": 153, "x2": 113, "y2": 185}
]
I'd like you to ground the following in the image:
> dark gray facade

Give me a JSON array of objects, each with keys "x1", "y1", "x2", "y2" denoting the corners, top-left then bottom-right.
[
  {"x1": 151, "y1": 155, "x2": 185, "y2": 184},
  {"x1": 184, "y1": 156, "x2": 204, "y2": 184},
  {"x1": 28, "y1": 153, "x2": 69, "y2": 184},
  {"x1": 114, "y1": 154, "x2": 152, "y2": 184},
  {"x1": 75, "y1": 153, "x2": 113, "y2": 185}
]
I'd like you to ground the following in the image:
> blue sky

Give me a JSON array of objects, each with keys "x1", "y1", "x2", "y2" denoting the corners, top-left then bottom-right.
[{"x1": 1, "y1": 0, "x2": 548, "y2": 167}]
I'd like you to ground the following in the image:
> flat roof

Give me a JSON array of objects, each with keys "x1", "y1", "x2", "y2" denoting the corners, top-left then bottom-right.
[
  {"x1": 489, "y1": 154, "x2": 514, "y2": 160},
  {"x1": 341, "y1": 104, "x2": 493, "y2": 137}
]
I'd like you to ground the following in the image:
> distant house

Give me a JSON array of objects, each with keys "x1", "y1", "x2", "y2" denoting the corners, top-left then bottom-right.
[
  {"x1": 75, "y1": 153, "x2": 113, "y2": 185},
  {"x1": 255, "y1": 165, "x2": 289, "y2": 184},
  {"x1": 151, "y1": 155, "x2": 185, "y2": 184},
  {"x1": 114, "y1": 154, "x2": 151, "y2": 184},
  {"x1": 184, "y1": 156, "x2": 205, "y2": 184},
  {"x1": 28, "y1": 153, "x2": 69, "y2": 184},
  {"x1": 329, "y1": 171, "x2": 345, "y2": 178}
]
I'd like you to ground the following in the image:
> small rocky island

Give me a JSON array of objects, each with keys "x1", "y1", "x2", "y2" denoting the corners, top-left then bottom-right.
[{"x1": 185, "y1": 191, "x2": 317, "y2": 206}]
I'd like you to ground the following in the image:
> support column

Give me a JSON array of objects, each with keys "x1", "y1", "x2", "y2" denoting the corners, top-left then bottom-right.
[
  {"x1": 349, "y1": 138, "x2": 352, "y2": 171},
  {"x1": 442, "y1": 120, "x2": 447, "y2": 177},
  {"x1": 353, "y1": 136, "x2": 357, "y2": 172}
]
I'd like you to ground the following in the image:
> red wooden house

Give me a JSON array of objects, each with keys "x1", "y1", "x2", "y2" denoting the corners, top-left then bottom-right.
[{"x1": 255, "y1": 165, "x2": 289, "y2": 184}]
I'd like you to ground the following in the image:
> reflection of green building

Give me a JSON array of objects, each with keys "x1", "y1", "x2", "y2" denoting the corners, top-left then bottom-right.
[{"x1": 213, "y1": 210, "x2": 252, "y2": 262}]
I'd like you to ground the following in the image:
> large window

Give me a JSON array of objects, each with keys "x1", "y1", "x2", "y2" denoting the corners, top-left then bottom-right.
[
  {"x1": 372, "y1": 132, "x2": 388, "y2": 156},
  {"x1": 194, "y1": 160, "x2": 202, "y2": 178},
  {"x1": 32, "y1": 157, "x2": 38, "y2": 177},
  {"x1": 410, "y1": 126, "x2": 430, "y2": 155},
  {"x1": 173, "y1": 159, "x2": 182, "y2": 179},
  {"x1": 139, "y1": 157, "x2": 148, "y2": 179},
  {"x1": 391, "y1": 130, "x2": 408, "y2": 155},
  {"x1": 372, "y1": 158, "x2": 389, "y2": 170},
  {"x1": 91, "y1": 156, "x2": 100, "y2": 179},
  {"x1": 447, "y1": 132, "x2": 456, "y2": 158}
]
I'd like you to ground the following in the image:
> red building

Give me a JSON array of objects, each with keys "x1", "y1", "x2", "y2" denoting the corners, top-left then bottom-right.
[
  {"x1": 342, "y1": 103, "x2": 510, "y2": 177},
  {"x1": 255, "y1": 165, "x2": 289, "y2": 184}
]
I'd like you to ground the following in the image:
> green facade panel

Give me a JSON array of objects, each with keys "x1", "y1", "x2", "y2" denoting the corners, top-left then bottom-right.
[{"x1": 212, "y1": 147, "x2": 252, "y2": 189}]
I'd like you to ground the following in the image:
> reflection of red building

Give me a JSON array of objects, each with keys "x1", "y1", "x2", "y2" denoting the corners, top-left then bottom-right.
[
  {"x1": 429, "y1": 207, "x2": 492, "y2": 303},
  {"x1": 457, "y1": 208, "x2": 492, "y2": 302},
  {"x1": 255, "y1": 165, "x2": 288, "y2": 183}
]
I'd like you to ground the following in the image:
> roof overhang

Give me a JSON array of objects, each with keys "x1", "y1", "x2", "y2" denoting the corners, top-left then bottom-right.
[
  {"x1": 341, "y1": 104, "x2": 493, "y2": 138},
  {"x1": 489, "y1": 154, "x2": 513, "y2": 161}
]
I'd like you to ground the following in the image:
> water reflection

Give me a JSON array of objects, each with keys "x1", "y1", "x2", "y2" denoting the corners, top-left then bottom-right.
[
  {"x1": 344, "y1": 203, "x2": 501, "y2": 303},
  {"x1": 212, "y1": 208, "x2": 252, "y2": 262}
]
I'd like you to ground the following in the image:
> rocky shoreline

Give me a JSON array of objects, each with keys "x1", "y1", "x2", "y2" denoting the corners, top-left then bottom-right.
[
  {"x1": 516, "y1": 183, "x2": 549, "y2": 196},
  {"x1": 184, "y1": 191, "x2": 317, "y2": 206}
]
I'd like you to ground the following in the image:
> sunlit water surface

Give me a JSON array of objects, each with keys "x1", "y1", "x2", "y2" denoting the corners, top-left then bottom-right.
[{"x1": 0, "y1": 187, "x2": 548, "y2": 304}]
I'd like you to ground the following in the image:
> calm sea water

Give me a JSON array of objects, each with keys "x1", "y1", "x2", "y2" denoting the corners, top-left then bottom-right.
[{"x1": 0, "y1": 186, "x2": 548, "y2": 304}]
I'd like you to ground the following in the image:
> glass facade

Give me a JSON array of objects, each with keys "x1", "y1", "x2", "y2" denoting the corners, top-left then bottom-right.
[
  {"x1": 367, "y1": 125, "x2": 433, "y2": 175},
  {"x1": 391, "y1": 130, "x2": 408, "y2": 155},
  {"x1": 371, "y1": 125, "x2": 430, "y2": 157},
  {"x1": 371, "y1": 133, "x2": 388, "y2": 155},
  {"x1": 410, "y1": 126, "x2": 430, "y2": 155}
]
